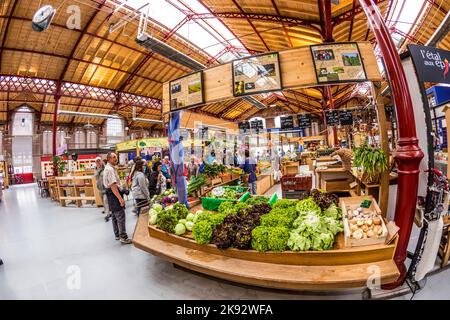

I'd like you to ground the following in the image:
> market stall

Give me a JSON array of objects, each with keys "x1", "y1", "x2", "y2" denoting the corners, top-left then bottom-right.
[{"x1": 131, "y1": 41, "x2": 405, "y2": 291}]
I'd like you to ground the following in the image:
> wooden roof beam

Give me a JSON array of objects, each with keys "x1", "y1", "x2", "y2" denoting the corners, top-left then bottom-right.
[
  {"x1": 0, "y1": 0, "x2": 19, "y2": 74},
  {"x1": 0, "y1": 47, "x2": 162, "y2": 85},
  {"x1": 231, "y1": 0, "x2": 270, "y2": 51}
]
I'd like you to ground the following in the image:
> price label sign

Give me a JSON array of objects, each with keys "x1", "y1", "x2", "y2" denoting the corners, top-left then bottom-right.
[
  {"x1": 238, "y1": 121, "x2": 251, "y2": 133},
  {"x1": 325, "y1": 110, "x2": 339, "y2": 126},
  {"x1": 280, "y1": 116, "x2": 294, "y2": 130},
  {"x1": 339, "y1": 110, "x2": 353, "y2": 125},
  {"x1": 298, "y1": 114, "x2": 312, "y2": 129}
]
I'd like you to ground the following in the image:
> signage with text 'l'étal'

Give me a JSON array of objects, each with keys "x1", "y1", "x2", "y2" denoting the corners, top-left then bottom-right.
[{"x1": 408, "y1": 44, "x2": 450, "y2": 84}]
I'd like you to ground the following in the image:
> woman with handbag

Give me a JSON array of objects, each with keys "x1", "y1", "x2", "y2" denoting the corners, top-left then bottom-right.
[
  {"x1": 149, "y1": 161, "x2": 167, "y2": 197},
  {"x1": 131, "y1": 160, "x2": 150, "y2": 215}
]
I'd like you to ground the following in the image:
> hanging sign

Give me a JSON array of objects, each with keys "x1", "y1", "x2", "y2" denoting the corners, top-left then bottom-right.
[
  {"x1": 408, "y1": 45, "x2": 450, "y2": 84},
  {"x1": 297, "y1": 114, "x2": 312, "y2": 129},
  {"x1": 339, "y1": 110, "x2": 353, "y2": 125},
  {"x1": 250, "y1": 119, "x2": 264, "y2": 133},
  {"x1": 169, "y1": 71, "x2": 204, "y2": 112},
  {"x1": 310, "y1": 42, "x2": 367, "y2": 84},
  {"x1": 280, "y1": 116, "x2": 294, "y2": 130},
  {"x1": 232, "y1": 52, "x2": 282, "y2": 97},
  {"x1": 200, "y1": 127, "x2": 209, "y2": 140},
  {"x1": 238, "y1": 121, "x2": 251, "y2": 133},
  {"x1": 324, "y1": 110, "x2": 339, "y2": 126}
]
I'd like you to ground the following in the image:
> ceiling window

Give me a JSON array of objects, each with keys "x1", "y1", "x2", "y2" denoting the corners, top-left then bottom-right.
[{"x1": 127, "y1": 0, "x2": 248, "y2": 62}]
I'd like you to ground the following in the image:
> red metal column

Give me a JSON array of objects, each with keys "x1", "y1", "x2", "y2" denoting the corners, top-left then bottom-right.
[
  {"x1": 52, "y1": 84, "x2": 62, "y2": 157},
  {"x1": 359, "y1": 0, "x2": 424, "y2": 288}
]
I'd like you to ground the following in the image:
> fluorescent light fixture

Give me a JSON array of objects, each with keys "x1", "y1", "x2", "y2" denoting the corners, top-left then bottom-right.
[
  {"x1": 132, "y1": 117, "x2": 163, "y2": 124},
  {"x1": 136, "y1": 33, "x2": 205, "y2": 70},
  {"x1": 57, "y1": 110, "x2": 121, "y2": 120},
  {"x1": 243, "y1": 96, "x2": 266, "y2": 109}
]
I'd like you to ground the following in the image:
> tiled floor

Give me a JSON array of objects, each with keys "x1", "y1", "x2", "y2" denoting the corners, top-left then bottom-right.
[{"x1": 0, "y1": 184, "x2": 448, "y2": 300}]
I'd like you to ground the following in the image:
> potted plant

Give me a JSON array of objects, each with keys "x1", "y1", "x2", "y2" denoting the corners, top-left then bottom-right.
[
  {"x1": 52, "y1": 156, "x2": 67, "y2": 176},
  {"x1": 353, "y1": 145, "x2": 388, "y2": 184}
]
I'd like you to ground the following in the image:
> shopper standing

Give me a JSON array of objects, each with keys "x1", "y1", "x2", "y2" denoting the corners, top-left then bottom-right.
[
  {"x1": 187, "y1": 156, "x2": 199, "y2": 179},
  {"x1": 161, "y1": 156, "x2": 171, "y2": 190},
  {"x1": 131, "y1": 160, "x2": 150, "y2": 215},
  {"x1": 149, "y1": 161, "x2": 161, "y2": 198},
  {"x1": 103, "y1": 152, "x2": 132, "y2": 244},
  {"x1": 94, "y1": 157, "x2": 111, "y2": 222},
  {"x1": 240, "y1": 150, "x2": 258, "y2": 195}
]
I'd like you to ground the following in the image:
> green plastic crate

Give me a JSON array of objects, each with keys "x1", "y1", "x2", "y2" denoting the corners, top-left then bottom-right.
[
  {"x1": 269, "y1": 193, "x2": 278, "y2": 206},
  {"x1": 201, "y1": 190, "x2": 251, "y2": 211}
]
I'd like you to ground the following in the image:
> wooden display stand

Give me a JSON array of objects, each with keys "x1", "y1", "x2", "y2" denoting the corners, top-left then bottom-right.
[
  {"x1": 256, "y1": 173, "x2": 274, "y2": 195},
  {"x1": 133, "y1": 214, "x2": 399, "y2": 291},
  {"x1": 315, "y1": 167, "x2": 355, "y2": 193},
  {"x1": 56, "y1": 176, "x2": 100, "y2": 207},
  {"x1": 0, "y1": 161, "x2": 9, "y2": 189},
  {"x1": 281, "y1": 162, "x2": 299, "y2": 175}
]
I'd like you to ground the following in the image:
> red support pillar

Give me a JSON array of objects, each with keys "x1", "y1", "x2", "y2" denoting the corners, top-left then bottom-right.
[
  {"x1": 359, "y1": 0, "x2": 424, "y2": 288},
  {"x1": 52, "y1": 86, "x2": 62, "y2": 157}
]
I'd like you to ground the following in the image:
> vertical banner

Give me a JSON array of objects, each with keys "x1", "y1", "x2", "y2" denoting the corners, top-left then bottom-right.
[{"x1": 169, "y1": 111, "x2": 188, "y2": 207}]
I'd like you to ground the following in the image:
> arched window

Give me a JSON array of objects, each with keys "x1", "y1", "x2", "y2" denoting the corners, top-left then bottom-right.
[
  {"x1": 106, "y1": 117, "x2": 125, "y2": 144},
  {"x1": 12, "y1": 107, "x2": 33, "y2": 136},
  {"x1": 12, "y1": 107, "x2": 34, "y2": 174},
  {"x1": 74, "y1": 130, "x2": 85, "y2": 149},
  {"x1": 86, "y1": 130, "x2": 97, "y2": 148},
  {"x1": 42, "y1": 129, "x2": 66, "y2": 155}
]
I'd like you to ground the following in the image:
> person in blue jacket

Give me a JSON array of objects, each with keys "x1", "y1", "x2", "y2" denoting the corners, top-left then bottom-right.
[{"x1": 240, "y1": 149, "x2": 258, "y2": 195}]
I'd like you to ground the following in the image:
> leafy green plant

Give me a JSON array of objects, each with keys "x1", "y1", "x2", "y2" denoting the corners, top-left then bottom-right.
[
  {"x1": 353, "y1": 145, "x2": 388, "y2": 184},
  {"x1": 52, "y1": 156, "x2": 66, "y2": 176}
]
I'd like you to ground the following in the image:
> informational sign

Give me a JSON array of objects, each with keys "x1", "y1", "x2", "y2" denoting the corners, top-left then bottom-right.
[
  {"x1": 408, "y1": 45, "x2": 450, "y2": 84},
  {"x1": 238, "y1": 121, "x2": 251, "y2": 133},
  {"x1": 232, "y1": 52, "x2": 282, "y2": 97},
  {"x1": 310, "y1": 42, "x2": 367, "y2": 84},
  {"x1": 280, "y1": 116, "x2": 294, "y2": 130},
  {"x1": 251, "y1": 119, "x2": 264, "y2": 133},
  {"x1": 339, "y1": 110, "x2": 353, "y2": 125},
  {"x1": 324, "y1": 110, "x2": 339, "y2": 126},
  {"x1": 200, "y1": 127, "x2": 209, "y2": 140},
  {"x1": 169, "y1": 71, "x2": 204, "y2": 112},
  {"x1": 298, "y1": 114, "x2": 312, "y2": 129}
]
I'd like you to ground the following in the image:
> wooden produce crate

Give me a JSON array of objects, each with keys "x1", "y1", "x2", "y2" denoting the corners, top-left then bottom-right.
[
  {"x1": 220, "y1": 173, "x2": 232, "y2": 183},
  {"x1": 322, "y1": 178, "x2": 353, "y2": 192},
  {"x1": 340, "y1": 196, "x2": 388, "y2": 247},
  {"x1": 211, "y1": 177, "x2": 222, "y2": 186}
]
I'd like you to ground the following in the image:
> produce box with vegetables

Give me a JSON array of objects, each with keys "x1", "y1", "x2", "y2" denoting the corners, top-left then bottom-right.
[{"x1": 149, "y1": 189, "x2": 347, "y2": 253}]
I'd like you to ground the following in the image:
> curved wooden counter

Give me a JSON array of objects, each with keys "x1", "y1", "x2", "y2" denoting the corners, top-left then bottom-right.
[{"x1": 133, "y1": 214, "x2": 400, "y2": 291}]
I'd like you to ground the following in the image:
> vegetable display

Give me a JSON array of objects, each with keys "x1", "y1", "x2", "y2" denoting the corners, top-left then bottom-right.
[
  {"x1": 251, "y1": 226, "x2": 289, "y2": 252},
  {"x1": 155, "y1": 203, "x2": 189, "y2": 233},
  {"x1": 211, "y1": 203, "x2": 271, "y2": 249},
  {"x1": 150, "y1": 189, "x2": 178, "y2": 208},
  {"x1": 203, "y1": 163, "x2": 227, "y2": 179},
  {"x1": 218, "y1": 201, "x2": 250, "y2": 216},
  {"x1": 245, "y1": 196, "x2": 269, "y2": 206},
  {"x1": 192, "y1": 212, "x2": 227, "y2": 244},
  {"x1": 151, "y1": 189, "x2": 344, "y2": 253},
  {"x1": 187, "y1": 174, "x2": 207, "y2": 195},
  {"x1": 207, "y1": 187, "x2": 243, "y2": 199}
]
